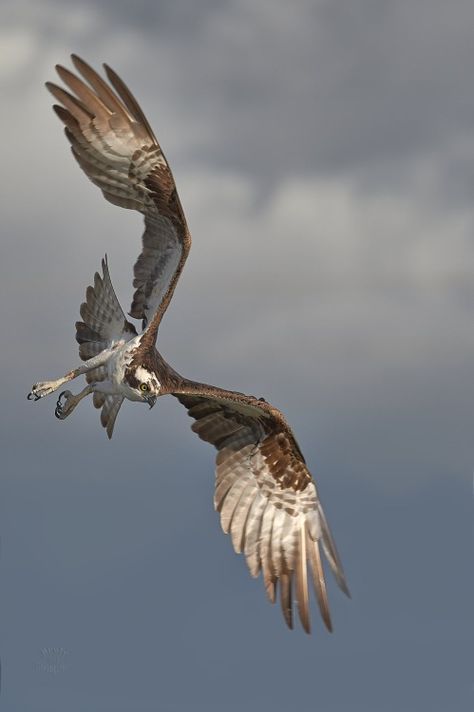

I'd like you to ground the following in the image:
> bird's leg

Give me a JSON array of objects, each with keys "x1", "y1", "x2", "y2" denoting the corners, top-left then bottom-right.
[
  {"x1": 27, "y1": 373, "x2": 77, "y2": 401},
  {"x1": 27, "y1": 350, "x2": 111, "y2": 402},
  {"x1": 54, "y1": 384, "x2": 95, "y2": 420}
]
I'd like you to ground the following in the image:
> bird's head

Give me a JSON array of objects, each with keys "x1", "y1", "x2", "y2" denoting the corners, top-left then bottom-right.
[{"x1": 124, "y1": 366, "x2": 160, "y2": 407}]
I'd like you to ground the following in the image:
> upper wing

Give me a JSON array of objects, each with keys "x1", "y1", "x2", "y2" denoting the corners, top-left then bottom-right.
[
  {"x1": 174, "y1": 385, "x2": 349, "y2": 634},
  {"x1": 47, "y1": 55, "x2": 191, "y2": 339},
  {"x1": 76, "y1": 256, "x2": 136, "y2": 438}
]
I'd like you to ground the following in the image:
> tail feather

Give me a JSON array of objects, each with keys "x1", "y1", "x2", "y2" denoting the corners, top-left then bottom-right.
[{"x1": 100, "y1": 395, "x2": 124, "y2": 439}]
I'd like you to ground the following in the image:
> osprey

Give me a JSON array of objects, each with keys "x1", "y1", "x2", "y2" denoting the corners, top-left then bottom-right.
[{"x1": 28, "y1": 56, "x2": 349, "y2": 633}]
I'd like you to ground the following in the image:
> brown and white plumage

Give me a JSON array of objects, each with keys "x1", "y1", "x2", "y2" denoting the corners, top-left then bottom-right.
[
  {"x1": 174, "y1": 384, "x2": 350, "y2": 633},
  {"x1": 28, "y1": 57, "x2": 350, "y2": 633},
  {"x1": 47, "y1": 54, "x2": 191, "y2": 337}
]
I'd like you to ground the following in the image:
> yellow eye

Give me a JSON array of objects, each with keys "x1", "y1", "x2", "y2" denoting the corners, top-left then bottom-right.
[{"x1": 140, "y1": 383, "x2": 149, "y2": 392}]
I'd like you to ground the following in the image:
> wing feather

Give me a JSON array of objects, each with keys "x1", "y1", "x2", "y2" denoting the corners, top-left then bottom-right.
[
  {"x1": 71, "y1": 55, "x2": 134, "y2": 121},
  {"x1": 47, "y1": 57, "x2": 191, "y2": 338},
  {"x1": 75, "y1": 257, "x2": 135, "y2": 437},
  {"x1": 260, "y1": 502, "x2": 277, "y2": 603},
  {"x1": 280, "y1": 572, "x2": 293, "y2": 629},
  {"x1": 269, "y1": 508, "x2": 286, "y2": 577},
  {"x1": 295, "y1": 521, "x2": 311, "y2": 633},
  {"x1": 220, "y1": 472, "x2": 253, "y2": 534},
  {"x1": 307, "y1": 527, "x2": 333, "y2": 632},
  {"x1": 243, "y1": 493, "x2": 267, "y2": 578},
  {"x1": 103, "y1": 62, "x2": 158, "y2": 143},
  {"x1": 76, "y1": 257, "x2": 137, "y2": 367},
  {"x1": 230, "y1": 481, "x2": 256, "y2": 554},
  {"x1": 175, "y1": 387, "x2": 349, "y2": 633}
]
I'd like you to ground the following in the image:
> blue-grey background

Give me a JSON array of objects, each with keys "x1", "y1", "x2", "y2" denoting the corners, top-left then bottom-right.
[{"x1": 1, "y1": 1, "x2": 473, "y2": 710}]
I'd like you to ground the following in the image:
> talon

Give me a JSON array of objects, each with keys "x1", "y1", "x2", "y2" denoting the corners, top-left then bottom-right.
[
  {"x1": 28, "y1": 380, "x2": 62, "y2": 402},
  {"x1": 27, "y1": 387, "x2": 42, "y2": 401},
  {"x1": 56, "y1": 391, "x2": 66, "y2": 416},
  {"x1": 55, "y1": 391, "x2": 72, "y2": 420}
]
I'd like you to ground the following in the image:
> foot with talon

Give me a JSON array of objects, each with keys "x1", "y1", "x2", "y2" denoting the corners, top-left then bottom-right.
[
  {"x1": 27, "y1": 379, "x2": 66, "y2": 402},
  {"x1": 55, "y1": 390, "x2": 77, "y2": 420}
]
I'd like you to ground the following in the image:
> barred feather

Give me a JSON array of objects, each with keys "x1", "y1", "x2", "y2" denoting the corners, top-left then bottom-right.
[{"x1": 175, "y1": 388, "x2": 350, "y2": 633}]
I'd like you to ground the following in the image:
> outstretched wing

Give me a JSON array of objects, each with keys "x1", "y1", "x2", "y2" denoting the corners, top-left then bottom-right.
[
  {"x1": 174, "y1": 385, "x2": 349, "y2": 634},
  {"x1": 47, "y1": 55, "x2": 191, "y2": 339},
  {"x1": 76, "y1": 256, "x2": 137, "y2": 438}
]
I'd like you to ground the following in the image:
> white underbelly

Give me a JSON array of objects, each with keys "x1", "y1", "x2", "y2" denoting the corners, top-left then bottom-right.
[{"x1": 106, "y1": 339, "x2": 141, "y2": 397}]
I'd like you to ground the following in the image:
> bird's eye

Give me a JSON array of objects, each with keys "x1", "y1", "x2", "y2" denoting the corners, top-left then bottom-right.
[{"x1": 140, "y1": 383, "x2": 149, "y2": 392}]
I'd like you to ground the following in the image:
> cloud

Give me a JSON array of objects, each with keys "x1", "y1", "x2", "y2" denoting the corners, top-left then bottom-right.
[
  {"x1": 2, "y1": 0, "x2": 474, "y2": 491},
  {"x1": 1, "y1": 4, "x2": 473, "y2": 711},
  {"x1": 6, "y1": 0, "x2": 474, "y2": 182}
]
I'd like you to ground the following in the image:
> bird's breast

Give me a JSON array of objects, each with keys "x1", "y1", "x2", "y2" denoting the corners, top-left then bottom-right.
[{"x1": 107, "y1": 340, "x2": 139, "y2": 385}]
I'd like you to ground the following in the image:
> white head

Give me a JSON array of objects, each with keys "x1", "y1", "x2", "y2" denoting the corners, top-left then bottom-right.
[{"x1": 124, "y1": 365, "x2": 161, "y2": 407}]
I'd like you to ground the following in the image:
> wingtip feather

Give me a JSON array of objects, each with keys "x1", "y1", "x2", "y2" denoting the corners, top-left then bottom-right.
[
  {"x1": 317, "y1": 501, "x2": 350, "y2": 598},
  {"x1": 307, "y1": 527, "x2": 333, "y2": 633},
  {"x1": 280, "y1": 572, "x2": 293, "y2": 630},
  {"x1": 295, "y1": 522, "x2": 311, "y2": 634}
]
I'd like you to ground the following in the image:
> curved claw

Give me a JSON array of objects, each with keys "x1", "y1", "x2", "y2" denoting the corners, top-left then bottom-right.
[
  {"x1": 55, "y1": 390, "x2": 72, "y2": 420},
  {"x1": 28, "y1": 379, "x2": 64, "y2": 402}
]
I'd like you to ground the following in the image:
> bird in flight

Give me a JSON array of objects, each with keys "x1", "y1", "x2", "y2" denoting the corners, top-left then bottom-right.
[{"x1": 27, "y1": 56, "x2": 349, "y2": 633}]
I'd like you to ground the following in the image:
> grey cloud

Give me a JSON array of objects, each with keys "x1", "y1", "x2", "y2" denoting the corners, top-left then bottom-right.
[
  {"x1": 7, "y1": 0, "x2": 474, "y2": 183},
  {"x1": 1, "y1": 2, "x2": 473, "y2": 710}
]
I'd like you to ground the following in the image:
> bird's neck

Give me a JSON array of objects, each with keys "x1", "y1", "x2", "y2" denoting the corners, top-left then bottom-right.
[{"x1": 130, "y1": 344, "x2": 182, "y2": 393}]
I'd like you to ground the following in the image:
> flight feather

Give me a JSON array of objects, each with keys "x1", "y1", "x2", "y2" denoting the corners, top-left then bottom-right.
[
  {"x1": 174, "y1": 385, "x2": 350, "y2": 633},
  {"x1": 46, "y1": 55, "x2": 191, "y2": 339}
]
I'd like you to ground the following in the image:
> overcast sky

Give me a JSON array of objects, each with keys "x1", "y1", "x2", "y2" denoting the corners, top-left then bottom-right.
[{"x1": 1, "y1": 1, "x2": 473, "y2": 710}]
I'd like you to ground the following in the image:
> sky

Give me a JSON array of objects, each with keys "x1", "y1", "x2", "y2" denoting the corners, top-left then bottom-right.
[{"x1": 1, "y1": 0, "x2": 473, "y2": 710}]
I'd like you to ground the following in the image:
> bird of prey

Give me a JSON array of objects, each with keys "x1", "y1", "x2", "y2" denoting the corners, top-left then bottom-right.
[{"x1": 27, "y1": 56, "x2": 349, "y2": 633}]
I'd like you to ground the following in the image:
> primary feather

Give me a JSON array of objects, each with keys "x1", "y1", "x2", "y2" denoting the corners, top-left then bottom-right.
[
  {"x1": 174, "y1": 386, "x2": 350, "y2": 633},
  {"x1": 47, "y1": 55, "x2": 191, "y2": 339}
]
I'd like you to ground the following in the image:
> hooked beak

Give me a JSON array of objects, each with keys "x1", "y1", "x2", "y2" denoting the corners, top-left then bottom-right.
[{"x1": 145, "y1": 395, "x2": 157, "y2": 409}]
